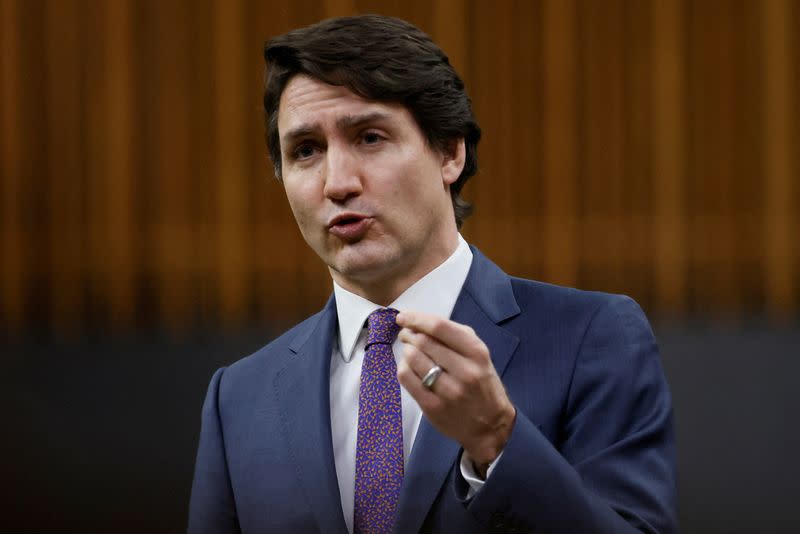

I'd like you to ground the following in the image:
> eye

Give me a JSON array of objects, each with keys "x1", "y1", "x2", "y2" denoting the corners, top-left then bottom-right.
[
  {"x1": 362, "y1": 131, "x2": 384, "y2": 145},
  {"x1": 292, "y1": 143, "x2": 318, "y2": 160}
]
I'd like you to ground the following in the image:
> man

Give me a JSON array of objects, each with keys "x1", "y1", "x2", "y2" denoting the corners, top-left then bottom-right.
[{"x1": 189, "y1": 14, "x2": 677, "y2": 534}]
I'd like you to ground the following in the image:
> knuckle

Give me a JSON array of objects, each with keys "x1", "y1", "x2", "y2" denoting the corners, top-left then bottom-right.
[
  {"x1": 415, "y1": 332, "x2": 433, "y2": 352},
  {"x1": 431, "y1": 318, "x2": 447, "y2": 338},
  {"x1": 462, "y1": 370, "x2": 480, "y2": 387},
  {"x1": 397, "y1": 363, "x2": 414, "y2": 382},
  {"x1": 462, "y1": 364, "x2": 485, "y2": 387},
  {"x1": 463, "y1": 330, "x2": 488, "y2": 356},
  {"x1": 474, "y1": 342, "x2": 490, "y2": 360},
  {"x1": 403, "y1": 344, "x2": 419, "y2": 363},
  {"x1": 450, "y1": 382, "x2": 466, "y2": 401}
]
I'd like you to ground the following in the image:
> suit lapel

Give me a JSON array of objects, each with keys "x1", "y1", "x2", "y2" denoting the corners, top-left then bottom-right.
[
  {"x1": 273, "y1": 296, "x2": 348, "y2": 534},
  {"x1": 394, "y1": 248, "x2": 521, "y2": 534}
]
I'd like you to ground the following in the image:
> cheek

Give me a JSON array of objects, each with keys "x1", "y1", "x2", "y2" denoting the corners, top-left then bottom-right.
[
  {"x1": 284, "y1": 181, "x2": 318, "y2": 224},
  {"x1": 284, "y1": 188, "x2": 304, "y2": 219}
]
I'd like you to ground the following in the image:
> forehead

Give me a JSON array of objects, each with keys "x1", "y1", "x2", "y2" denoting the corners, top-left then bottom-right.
[{"x1": 277, "y1": 75, "x2": 408, "y2": 135}]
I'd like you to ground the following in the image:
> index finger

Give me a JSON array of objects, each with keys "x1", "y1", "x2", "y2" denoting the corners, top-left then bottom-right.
[{"x1": 396, "y1": 310, "x2": 486, "y2": 361}]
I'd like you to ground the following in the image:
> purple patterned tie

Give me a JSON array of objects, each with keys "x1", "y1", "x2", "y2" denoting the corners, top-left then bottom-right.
[{"x1": 354, "y1": 308, "x2": 403, "y2": 534}]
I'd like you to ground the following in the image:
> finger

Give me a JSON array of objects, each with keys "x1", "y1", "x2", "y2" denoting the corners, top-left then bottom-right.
[
  {"x1": 401, "y1": 343, "x2": 465, "y2": 400},
  {"x1": 398, "y1": 328, "x2": 481, "y2": 383},
  {"x1": 401, "y1": 341, "x2": 436, "y2": 381},
  {"x1": 397, "y1": 311, "x2": 489, "y2": 362},
  {"x1": 397, "y1": 357, "x2": 440, "y2": 407},
  {"x1": 398, "y1": 357, "x2": 463, "y2": 415}
]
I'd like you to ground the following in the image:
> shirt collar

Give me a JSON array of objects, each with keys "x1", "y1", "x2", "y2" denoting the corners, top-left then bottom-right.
[{"x1": 332, "y1": 234, "x2": 473, "y2": 362}]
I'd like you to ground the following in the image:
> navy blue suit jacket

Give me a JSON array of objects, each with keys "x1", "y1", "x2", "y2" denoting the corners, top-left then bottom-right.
[{"x1": 188, "y1": 248, "x2": 677, "y2": 533}]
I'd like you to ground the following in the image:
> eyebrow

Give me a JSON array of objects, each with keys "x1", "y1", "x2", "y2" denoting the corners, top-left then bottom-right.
[{"x1": 281, "y1": 111, "x2": 393, "y2": 147}]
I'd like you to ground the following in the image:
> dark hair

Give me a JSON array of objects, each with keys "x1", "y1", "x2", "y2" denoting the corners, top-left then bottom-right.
[{"x1": 263, "y1": 14, "x2": 481, "y2": 228}]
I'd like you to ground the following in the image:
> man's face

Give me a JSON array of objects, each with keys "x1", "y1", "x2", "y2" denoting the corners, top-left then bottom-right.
[{"x1": 277, "y1": 75, "x2": 464, "y2": 300}]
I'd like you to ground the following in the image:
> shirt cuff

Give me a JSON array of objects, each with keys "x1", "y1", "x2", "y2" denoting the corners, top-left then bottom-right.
[{"x1": 459, "y1": 450, "x2": 503, "y2": 500}]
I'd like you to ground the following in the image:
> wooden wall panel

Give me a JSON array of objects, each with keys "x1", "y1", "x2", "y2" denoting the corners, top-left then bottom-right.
[
  {"x1": 763, "y1": 0, "x2": 795, "y2": 316},
  {"x1": 622, "y1": 0, "x2": 654, "y2": 304},
  {"x1": 44, "y1": 0, "x2": 84, "y2": 335},
  {"x1": 687, "y1": 0, "x2": 733, "y2": 313},
  {"x1": 1, "y1": 0, "x2": 23, "y2": 333},
  {"x1": 510, "y1": 0, "x2": 543, "y2": 278},
  {"x1": 542, "y1": 0, "x2": 578, "y2": 288},
  {"x1": 469, "y1": 0, "x2": 516, "y2": 266},
  {"x1": 0, "y1": 0, "x2": 798, "y2": 337},
  {"x1": 731, "y1": 0, "x2": 764, "y2": 313},
  {"x1": 151, "y1": 0, "x2": 193, "y2": 331},
  {"x1": 579, "y1": 0, "x2": 626, "y2": 294},
  {"x1": 84, "y1": 0, "x2": 108, "y2": 327},
  {"x1": 795, "y1": 0, "x2": 800, "y2": 310},
  {"x1": 433, "y1": 0, "x2": 469, "y2": 80},
  {"x1": 18, "y1": 3, "x2": 51, "y2": 332},
  {"x1": 82, "y1": 0, "x2": 136, "y2": 331},
  {"x1": 215, "y1": 0, "x2": 249, "y2": 325},
  {"x1": 105, "y1": 0, "x2": 136, "y2": 329},
  {"x1": 652, "y1": 0, "x2": 686, "y2": 315}
]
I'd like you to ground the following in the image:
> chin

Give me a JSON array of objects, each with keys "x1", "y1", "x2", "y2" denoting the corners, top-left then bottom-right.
[
  {"x1": 331, "y1": 258, "x2": 387, "y2": 281},
  {"x1": 329, "y1": 247, "x2": 399, "y2": 282}
]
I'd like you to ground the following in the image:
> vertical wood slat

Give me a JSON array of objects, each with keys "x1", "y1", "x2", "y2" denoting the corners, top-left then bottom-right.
[
  {"x1": 1, "y1": 0, "x2": 23, "y2": 333},
  {"x1": 511, "y1": 0, "x2": 541, "y2": 277},
  {"x1": 763, "y1": 0, "x2": 795, "y2": 316},
  {"x1": 154, "y1": 0, "x2": 192, "y2": 331},
  {"x1": 715, "y1": 0, "x2": 740, "y2": 313},
  {"x1": 85, "y1": 0, "x2": 106, "y2": 326},
  {"x1": 542, "y1": 0, "x2": 578, "y2": 287},
  {"x1": 85, "y1": 0, "x2": 136, "y2": 330},
  {"x1": 652, "y1": 0, "x2": 686, "y2": 314},
  {"x1": 323, "y1": 0, "x2": 356, "y2": 18},
  {"x1": 732, "y1": 1, "x2": 764, "y2": 312},
  {"x1": 468, "y1": 1, "x2": 515, "y2": 264},
  {"x1": 104, "y1": 0, "x2": 135, "y2": 329},
  {"x1": 45, "y1": 0, "x2": 83, "y2": 335},
  {"x1": 704, "y1": 0, "x2": 739, "y2": 313},
  {"x1": 686, "y1": 0, "x2": 734, "y2": 313},
  {"x1": 580, "y1": 0, "x2": 625, "y2": 291},
  {"x1": 622, "y1": 0, "x2": 653, "y2": 302},
  {"x1": 215, "y1": 0, "x2": 249, "y2": 325},
  {"x1": 686, "y1": 0, "x2": 708, "y2": 313},
  {"x1": 190, "y1": 0, "x2": 218, "y2": 327},
  {"x1": 490, "y1": 3, "x2": 515, "y2": 267},
  {"x1": 433, "y1": 0, "x2": 468, "y2": 81}
]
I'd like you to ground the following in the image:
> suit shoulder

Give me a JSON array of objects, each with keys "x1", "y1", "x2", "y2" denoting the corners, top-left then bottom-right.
[
  {"x1": 221, "y1": 309, "x2": 327, "y2": 382},
  {"x1": 507, "y1": 276, "x2": 649, "y2": 327}
]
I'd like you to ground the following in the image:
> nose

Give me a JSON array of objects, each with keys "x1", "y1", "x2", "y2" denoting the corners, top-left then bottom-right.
[{"x1": 323, "y1": 146, "x2": 363, "y2": 202}]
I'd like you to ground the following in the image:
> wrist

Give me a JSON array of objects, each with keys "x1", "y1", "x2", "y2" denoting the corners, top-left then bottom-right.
[{"x1": 464, "y1": 403, "x2": 516, "y2": 474}]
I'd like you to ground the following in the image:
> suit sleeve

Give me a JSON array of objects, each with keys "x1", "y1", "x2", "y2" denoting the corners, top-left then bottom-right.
[
  {"x1": 188, "y1": 367, "x2": 241, "y2": 534},
  {"x1": 442, "y1": 295, "x2": 678, "y2": 533}
]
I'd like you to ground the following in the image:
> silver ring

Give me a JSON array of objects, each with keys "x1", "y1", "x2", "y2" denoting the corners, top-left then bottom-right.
[{"x1": 421, "y1": 365, "x2": 444, "y2": 390}]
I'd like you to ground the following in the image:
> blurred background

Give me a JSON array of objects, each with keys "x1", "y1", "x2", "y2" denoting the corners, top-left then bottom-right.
[{"x1": 1, "y1": 0, "x2": 797, "y2": 532}]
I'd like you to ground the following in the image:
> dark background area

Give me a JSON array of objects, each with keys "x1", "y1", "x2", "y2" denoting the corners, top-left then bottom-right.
[{"x1": 2, "y1": 320, "x2": 798, "y2": 533}]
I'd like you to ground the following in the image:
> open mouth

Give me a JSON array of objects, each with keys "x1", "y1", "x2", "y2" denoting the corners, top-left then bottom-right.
[
  {"x1": 328, "y1": 214, "x2": 371, "y2": 240},
  {"x1": 333, "y1": 216, "x2": 363, "y2": 227}
]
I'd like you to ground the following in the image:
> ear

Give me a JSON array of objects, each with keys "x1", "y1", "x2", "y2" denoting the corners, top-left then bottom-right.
[{"x1": 440, "y1": 138, "x2": 466, "y2": 187}]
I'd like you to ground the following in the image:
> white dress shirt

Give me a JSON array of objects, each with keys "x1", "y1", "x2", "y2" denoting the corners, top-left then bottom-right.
[{"x1": 330, "y1": 234, "x2": 498, "y2": 533}]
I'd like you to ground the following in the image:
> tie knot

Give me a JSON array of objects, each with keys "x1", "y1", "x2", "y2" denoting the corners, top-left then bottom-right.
[{"x1": 366, "y1": 308, "x2": 400, "y2": 346}]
